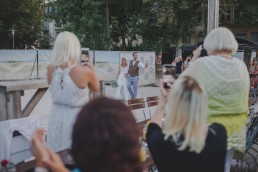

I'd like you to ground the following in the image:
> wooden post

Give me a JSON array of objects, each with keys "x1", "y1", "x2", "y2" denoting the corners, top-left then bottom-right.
[
  {"x1": 0, "y1": 80, "x2": 48, "y2": 121},
  {"x1": 207, "y1": 0, "x2": 219, "y2": 33}
]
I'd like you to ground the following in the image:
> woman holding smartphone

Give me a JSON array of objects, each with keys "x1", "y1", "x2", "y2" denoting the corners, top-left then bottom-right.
[
  {"x1": 47, "y1": 31, "x2": 99, "y2": 152},
  {"x1": 181, "y1": 27, "x2": 249, "y2": 155}
]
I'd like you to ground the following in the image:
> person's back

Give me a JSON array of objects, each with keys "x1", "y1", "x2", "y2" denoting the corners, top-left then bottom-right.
[
  {"x1": 50, "y1": 66, "x2": 89, "y2": 107},
  {"x1": 180, "y1": 27, "x2": 250, "y2": 153},
  {"x1": 146, "y1": 76, "x2": 227, "y2": 172},
  {"x1": 47, "y1": 31, "x2": 99, "y2": 151},
  {"x1": 147, "y1": 123, "x2": 226, "y2": 172}
]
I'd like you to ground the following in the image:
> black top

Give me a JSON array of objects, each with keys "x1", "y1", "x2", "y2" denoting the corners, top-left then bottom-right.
[
  {"x1": 146, "y1": 123, "x2": 227, "y2": 172},
  {"x1": 175, "y1": 61, "x2": 183, "y2": 74}
]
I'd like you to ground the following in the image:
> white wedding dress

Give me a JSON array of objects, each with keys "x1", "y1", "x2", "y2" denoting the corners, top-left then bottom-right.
[
  {"x1": 116, "y1": 66, "x2": 129, "y2": 100},
  {"x1": 47, "y1": 66, "x2": 89, "y2": 152}
]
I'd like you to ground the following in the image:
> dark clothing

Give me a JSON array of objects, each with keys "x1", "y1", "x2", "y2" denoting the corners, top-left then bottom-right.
[
  {"x1": 128, "y1": 60, "x2": 140, "y2": 77},
  {"x1": 175, "y1": 61, "x2": 183, "y2": 74},
  {"x1": 146, "y1": 123, "x2": 227, "y2": 172}
]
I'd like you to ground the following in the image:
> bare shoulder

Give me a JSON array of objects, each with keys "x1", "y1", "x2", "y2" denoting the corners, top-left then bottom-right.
[
  {"x1": 70, "y1": 65, "x2": 89, "y2": 76},
  {"x1": 69, "y1": 65, "x2": 89, "y2": 89}
]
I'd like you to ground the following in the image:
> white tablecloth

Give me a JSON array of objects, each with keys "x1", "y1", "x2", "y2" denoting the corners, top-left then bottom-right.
[{"x1": 0, "y1": 116, "x2": 42, "y2": 165}]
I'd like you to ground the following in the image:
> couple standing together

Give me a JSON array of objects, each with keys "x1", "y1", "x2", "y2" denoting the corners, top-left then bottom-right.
[{"x1": 116, "y1": 52, "x2": 148, "y2": 100}]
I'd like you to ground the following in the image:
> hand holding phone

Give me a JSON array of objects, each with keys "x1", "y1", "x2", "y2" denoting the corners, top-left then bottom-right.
[{"x1": 162, "y1": 65, "x2": 175, "y2": 89}]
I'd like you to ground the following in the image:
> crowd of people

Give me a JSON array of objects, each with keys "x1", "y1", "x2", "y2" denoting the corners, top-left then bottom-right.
[{"x1": 30, "y1": 27, "x2": 250, "y2": 172}]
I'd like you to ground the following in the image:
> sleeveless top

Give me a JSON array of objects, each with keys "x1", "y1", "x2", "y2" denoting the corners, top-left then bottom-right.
[
  {"x1": 49, "y1": 65, "x2": 89, "y2": 107},
  {"x1": 47, "y1": 65, "x2": 89, "y2": 151}
]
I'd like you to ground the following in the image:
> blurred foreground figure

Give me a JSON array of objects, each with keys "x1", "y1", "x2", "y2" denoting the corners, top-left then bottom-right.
[
  {"x1": 181, "y1": 27, "x2": 249, "y2": 153},
  {"x1": 147, "y1": 76, "x2": 227, "y2": 172},
  {"x1": 32, "y1": 97, "x2": 142, "y2": 172}
]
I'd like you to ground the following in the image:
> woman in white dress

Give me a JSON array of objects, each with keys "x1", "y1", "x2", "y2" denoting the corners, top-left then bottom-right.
[
  {"x1": 47, "y1": 31, "x2": 99, "y2": 152},
  {"x1": 116, "y1": 57, "x2": 130, "y2": 100}
]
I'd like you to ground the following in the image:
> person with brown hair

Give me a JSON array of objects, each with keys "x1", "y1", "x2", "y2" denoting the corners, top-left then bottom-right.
[
  {"x1": 32, "y1": 97, "x2": 142, "y2": 172},
  {"x1": 127, "y1": 52, "x2": 148, "y2": 99}
]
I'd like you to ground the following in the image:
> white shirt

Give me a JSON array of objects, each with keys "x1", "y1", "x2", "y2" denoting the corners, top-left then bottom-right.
[{"x1": 132, "y1": 60, "x2": 145, "y2": 69}]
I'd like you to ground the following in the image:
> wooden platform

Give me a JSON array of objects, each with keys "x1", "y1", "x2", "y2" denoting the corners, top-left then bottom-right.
[{"x1": 0, "y1": 79, "x2": 48, "y2": 121}]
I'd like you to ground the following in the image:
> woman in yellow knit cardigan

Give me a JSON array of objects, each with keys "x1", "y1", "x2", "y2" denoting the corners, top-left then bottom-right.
[{"x1": 181, "y1": 27, "x2": 250, "y2": 153}]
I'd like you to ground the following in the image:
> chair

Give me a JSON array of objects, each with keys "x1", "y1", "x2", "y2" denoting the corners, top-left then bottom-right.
[
  {"x1": 146, "y1": 96, "x2": 160, "y2": 118},
  {"x1": 128, "y1": 98, "x2": 147, "y2": 122}
]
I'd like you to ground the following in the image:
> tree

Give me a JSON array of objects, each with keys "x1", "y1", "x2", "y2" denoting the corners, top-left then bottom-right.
[
  {"x1": 138, "y1": 0, "x2": 207, "y2": 52},
  {"x1": 53, "y1": 0, "x2": 109, "y2": 50},
  {"x1": 233, "y1": 0, "x2": 258, "y2": 26},
  {"x1": 0, "y1": 0, "x2": 45, "y2": 49},
  {"x1": 108, "y1": 0, "x2": 143, "y2": 50}
]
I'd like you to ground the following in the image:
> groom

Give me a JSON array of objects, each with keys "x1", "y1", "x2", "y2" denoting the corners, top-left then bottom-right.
[{"x1": 127, "y1": 52, "x2": 147, "y2": 99}]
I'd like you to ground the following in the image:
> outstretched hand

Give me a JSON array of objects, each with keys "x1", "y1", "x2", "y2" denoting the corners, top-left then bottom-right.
[
  {"x1": 42, "y1": 148, "x2": 68, "y2": 172},
  {"x1": 159, "y1": 79, "x2": 169, "y2": 103},
  {"x1": 31, "y1": 129, "x2": 50, "y2": 168},
  {"x1": 32, "y1": 129, "x2": 68, "y2": 172},
  {"x1": 191, "y1": 45, "x2": 202, "y2": 62}
]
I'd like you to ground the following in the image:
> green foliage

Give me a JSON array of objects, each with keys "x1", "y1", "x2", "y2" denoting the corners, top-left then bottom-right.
[
  {"x1": 0, "y1": 0, "x2": 45, "y2": 49},
  {"x1": 54, "y1": 0, "x2": 109, "y2": 50},
  {"x1": 139, "y1": 0, "x2": 207, "y2": 51},
  {"x1": 109, "y1": 0, "x2": 143, "y2": 50},
  {"x1": 39, "y1": 32, "x2": 54, "y2": 49},
  {"x1": 233, "y1": 0, "x2": 258, "y2": 26}
]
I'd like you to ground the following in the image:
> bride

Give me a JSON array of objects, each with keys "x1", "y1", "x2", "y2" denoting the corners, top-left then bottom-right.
[{"x1": 116, "y1": 57, "x2": 130, "y2": 100}]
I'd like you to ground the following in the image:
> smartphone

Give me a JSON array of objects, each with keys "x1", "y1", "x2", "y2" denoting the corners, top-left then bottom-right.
[
  {"x1": 81, "y1": 48, "x2": 90, "y2": 66},
  {"x1": 195, "y1": 45, "x2": 207, "y2": 57},
  {"x1": 162, "y1": 64, "x2": 175, "y2": 89},
  {"x1": 200, "y1": 48, "x2": 208, "y2": 57}
]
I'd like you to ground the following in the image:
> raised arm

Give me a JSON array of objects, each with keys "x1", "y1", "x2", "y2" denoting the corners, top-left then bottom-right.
[
  {"x1": 70, "y1": 63, "x2": 100, "y2": 91},
  {"x1": 138, "y1": 61, "x2": 148, "y2": 69},
  {"x1": 84, "y1": 62, "x2": 100, "y2": 92},
  {"x1": 150, "y1": 80, "x2": 168, "y2": 127},
  {"x1": 47, "y1": 65, "x2": 55, "y2": 85}
]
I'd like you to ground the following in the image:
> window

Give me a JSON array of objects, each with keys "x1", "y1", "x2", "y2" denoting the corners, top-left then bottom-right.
[
  {"x1": 251, "y1": 32, "x2": 258, "y2": 42},
  {"x1": 235, "y1": 32, "x2": 247, "y2": 40}
]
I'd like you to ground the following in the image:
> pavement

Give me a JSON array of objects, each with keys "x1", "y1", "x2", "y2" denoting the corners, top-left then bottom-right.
[{"x1": 23, "y1": 67, "x2": 163, "y2": 130}]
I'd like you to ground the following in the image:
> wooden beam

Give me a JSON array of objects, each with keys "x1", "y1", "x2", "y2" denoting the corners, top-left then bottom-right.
[
  {"x1": 21, "y1": 88, "x2": 47, "y2": 118},
  {"x1": 207, "y1": 0, "x2": 219, "y2": 33},
  {"x1": 0, "y1": 79, "x2": 48, "y2": 92}
]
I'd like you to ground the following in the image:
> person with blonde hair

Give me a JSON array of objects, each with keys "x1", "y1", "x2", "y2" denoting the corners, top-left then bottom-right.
[
  {"x1": 181, "y1": 27, "x2": 250, "y2": 154},
  {"x1": 146, "y1": 76, "x2": 227, "y2": 172},
  {"x1": 115, "y1": 57, "x2": 129, "y2": 100},
  {"x1": 47, "y1": 31, "x2": 99, "y2": 151}
]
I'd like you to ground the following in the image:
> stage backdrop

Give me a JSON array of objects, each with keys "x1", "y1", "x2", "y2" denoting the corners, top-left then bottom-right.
[{"x1": 0, "y1": 50, "x2": 156, "y2": 85}]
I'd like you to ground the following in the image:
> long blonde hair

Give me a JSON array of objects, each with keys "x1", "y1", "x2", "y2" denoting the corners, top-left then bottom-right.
[
  {"x1": 52, "y1": 31, "x2": 81, "y2": 66},
  {"x1": 120, "y1": 57, "x2": 128, "y2": 67},
  {"x1": 163, "y1": 76, "x2": 208, "y2": 153}
]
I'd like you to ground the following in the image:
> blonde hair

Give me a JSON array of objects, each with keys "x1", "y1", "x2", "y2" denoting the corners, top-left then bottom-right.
[
  {"x1": 203, "y1": 27, "x2": 238, "y2": 55},
  {"x1": 120, "y1": 57, "x2": 128, "y2": 67},
  {"x1": 52, "y1": 31, "x2": 81, "y2": 66},
  {"x1": 163, "y1": 76, "x2": 208, "y2": 153}
]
